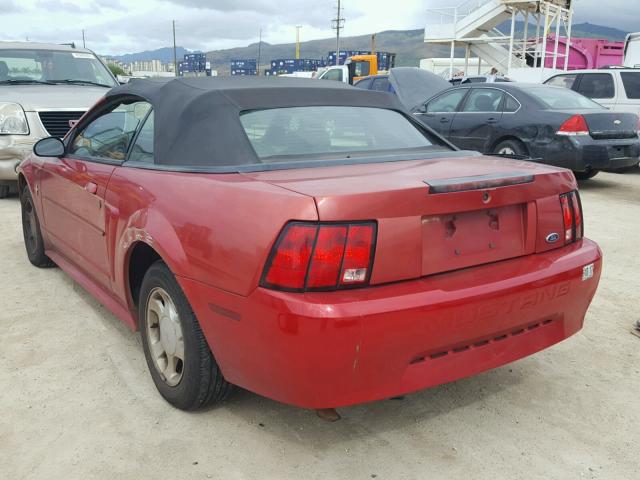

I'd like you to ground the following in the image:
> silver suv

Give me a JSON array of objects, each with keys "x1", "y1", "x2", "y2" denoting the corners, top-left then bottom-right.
[{"x1": 0, "y1": 42, "x2": 118, "y2": 198}]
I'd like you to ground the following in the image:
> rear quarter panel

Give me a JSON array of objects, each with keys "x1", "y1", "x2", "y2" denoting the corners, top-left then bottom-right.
[{"x1": 105, "y1": 167, "x2": 318, "y2": 317}]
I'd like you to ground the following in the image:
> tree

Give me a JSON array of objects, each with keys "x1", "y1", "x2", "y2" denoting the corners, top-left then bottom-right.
[{"x1": 108, "y1": 64, "x2": 126, "y2": 77}]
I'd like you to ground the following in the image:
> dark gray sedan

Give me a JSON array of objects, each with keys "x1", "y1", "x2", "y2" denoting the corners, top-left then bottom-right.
[{"x1": 413, "y1": 83, "x2": 640, "y2": 179}]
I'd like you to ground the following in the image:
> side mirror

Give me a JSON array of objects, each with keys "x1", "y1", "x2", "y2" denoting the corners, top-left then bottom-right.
[
  {"x1": 33, "y1": 137, "x2": 65, "y2": 157},
  {"x1": 414, "y1": 104, "x2": 428, "y2": 114}
]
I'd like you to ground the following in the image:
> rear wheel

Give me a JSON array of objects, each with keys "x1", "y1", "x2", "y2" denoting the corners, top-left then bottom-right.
[
  {"x1": 139, "y1": 261, "x2": 232, "y2": 410},
  {"x1": 574, "y1": 169, "x2": 600, "y2": 180},
  {"x1": 20, "y1": 188, "x2": 55, "y2": 268},
  {"x1": 493, "y1": 139, "x2": 528, "y2": 157}
]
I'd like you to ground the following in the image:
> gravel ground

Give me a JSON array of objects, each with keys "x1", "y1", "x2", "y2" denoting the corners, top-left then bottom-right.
[{"x1": 1, "y1": 170, "x2": 639, "y2": 480}]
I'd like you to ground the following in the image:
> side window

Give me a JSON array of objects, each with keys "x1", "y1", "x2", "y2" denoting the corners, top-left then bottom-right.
[
  {"x1": 69, "y1": 100, "x2": 151, "y2": 161},
  {"x1": 462, "y1": 88, "x2": 503, "y2": 112},
  {"x1": 546, "y1": 74, "x2": 578, "y2": 89},
  {"x1": 503, "y1": 94, "x2": 520, "y2": 113},
  {"x1": 576, "y1": 73, "x2": 615, "y2": 99},
  {"x1": 620, "y1": 72, "x2": 640, "y2": 99},
  {"x1": 354, "y1": 78, "x2": 372, "y2": 89},
  {"x1": 353, "y1": 61, "x2": 370, "y2": 78},
  {"x1": 128, "y1": 110, "x2": 154, "y2": 163},
  {"x1": 371, "y1": 77, "x2": 391, "y2": 92},
  {"x1": 426, "y1": 89, "x2": 467, "y2": 113},
  {"x1": 321, "y1": 69, "x2": 343, "y2": 82}
]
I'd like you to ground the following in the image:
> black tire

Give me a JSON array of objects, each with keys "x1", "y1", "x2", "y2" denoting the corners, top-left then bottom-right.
[
  {"x1": 0, "y1": 184, "x2": 10, "y2": 199},
  {"x1": 139, "y1": 261, "x2": 232, "y2": 410},
  {"x1": 493, "y1": 139, "x2": 528, "y2": 157},
  {"x1": 20, "y1": 188, "x2": 55, "y2": 268},
  {"x1": 574, "y1": 169, "x2": 600, "y2": 180}
]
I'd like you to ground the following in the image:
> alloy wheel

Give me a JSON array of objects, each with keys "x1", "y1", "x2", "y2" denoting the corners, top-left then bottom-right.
[
  {"x1": 145, "y1": 287, "x2": 185, "y2": 387},
  {"x1": 498, "y1": 147, "x2": 516, "y2": 155}
]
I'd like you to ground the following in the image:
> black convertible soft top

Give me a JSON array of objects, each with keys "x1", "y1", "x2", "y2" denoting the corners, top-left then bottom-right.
[{"x1": 107, "y1": 76, "x2": 413, "y2": 169}]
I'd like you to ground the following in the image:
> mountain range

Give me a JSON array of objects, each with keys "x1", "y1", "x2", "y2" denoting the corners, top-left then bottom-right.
[{"x1": 107, "y1": 22, "x2": 630, "y2": 74}]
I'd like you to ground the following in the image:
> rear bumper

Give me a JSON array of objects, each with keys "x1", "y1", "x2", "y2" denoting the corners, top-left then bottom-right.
[
  {"x1": 533, "y1": 136, "x2": 640, "y2": 172},
  {"x1": 181, "y1": 239, "x2": 602, "y2": 409}
]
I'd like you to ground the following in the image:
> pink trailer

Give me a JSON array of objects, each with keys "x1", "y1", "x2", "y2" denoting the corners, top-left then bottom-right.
[{"x1": 543, "y1": 36, "x2": 624, "y2": 70}]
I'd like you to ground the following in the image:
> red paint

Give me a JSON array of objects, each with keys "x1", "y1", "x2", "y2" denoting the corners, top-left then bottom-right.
[{"x1": 20, "y1": 150, "x2": 602, "y2": 408}]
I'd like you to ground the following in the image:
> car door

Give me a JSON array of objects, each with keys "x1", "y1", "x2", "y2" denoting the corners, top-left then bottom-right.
[
  {"x1": 39, "y1": 98, "x2": 152, "y2": 289},
  {"x1": 448, "y1": 87, "x2": 504, "y2": 152},
  {"x1": 415, "y1": 88, "x2": 469, "y2": 138},
  {"x1": 574, "y1": 73, "x2": 616, "y2": 110}
]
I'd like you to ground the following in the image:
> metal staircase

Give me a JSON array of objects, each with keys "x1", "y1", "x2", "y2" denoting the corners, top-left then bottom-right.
[{"x1": 425, "y1": 0, "x2": 574, "y2": 80}]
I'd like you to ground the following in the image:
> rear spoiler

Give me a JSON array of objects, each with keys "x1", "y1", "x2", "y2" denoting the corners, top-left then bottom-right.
[{"x1": 424, "y1": 172, "x2": 534, "y2": 194}]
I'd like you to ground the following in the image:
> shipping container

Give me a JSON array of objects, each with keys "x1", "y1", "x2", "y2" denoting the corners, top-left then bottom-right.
[
  {"x1": 231, "y1": 59, "x2": 258, "y2": 69},
  {"x1": 269, "y1": 58, "x2": 325, "y2": 73},
  {"x1": 230, "y1": 68, "x2": 258, "y2": 76},
  {"x1": 326, "y1": 51, "x2": 394, "y2": 69}
]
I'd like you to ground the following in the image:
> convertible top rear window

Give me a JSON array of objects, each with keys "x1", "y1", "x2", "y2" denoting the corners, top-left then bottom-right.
[
  {"x1": 105, "y1": 77, "x2": 453, "y2": 172},
  {"x1": 240, "y1": 106, "x2": 433, "y2": 161}
]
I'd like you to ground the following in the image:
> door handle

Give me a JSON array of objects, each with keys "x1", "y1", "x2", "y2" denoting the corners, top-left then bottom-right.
[
  {"x1": 439, "y1": 117, "x2": 450, "y2": 123},
  {"x1": 487, "y1": 118, "x2": 499, "y2": 124},
  {"x1": 85, "y1": 182, "x2": 98, "y2": 195}
]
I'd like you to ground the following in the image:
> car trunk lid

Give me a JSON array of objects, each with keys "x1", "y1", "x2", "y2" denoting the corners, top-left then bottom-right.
[
  {"x1": 558, "y1": 109, "x2": 639, "y2": 139},
  {"x1": 244, "y1": 154, "x2": 575, "y2": 285}
]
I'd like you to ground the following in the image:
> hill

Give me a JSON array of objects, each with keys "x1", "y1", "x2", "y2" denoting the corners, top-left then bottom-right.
[
  {"x1": 205, "y1": 29, "x2": 451, "y2": 74},
  {"x1": 109, "y1": 46, "x2": 197, "y2": 64},
  {"x1": 103, "y1": 22, "x2": 630, "y2": 73}
]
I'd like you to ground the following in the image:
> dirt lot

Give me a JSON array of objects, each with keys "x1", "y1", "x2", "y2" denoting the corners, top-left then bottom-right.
[{"x1": 1, "y1": 170, "x2": 639, "y2": 480}]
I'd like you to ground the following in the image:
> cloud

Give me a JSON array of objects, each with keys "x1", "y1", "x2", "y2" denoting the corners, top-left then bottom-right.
[
  {"x1": 35, "y1": 0, "x2": 95, "y2": 13},
  {"x1": 0, "y1": 0, "x2": 23, "y2": 12},
  {"x1": 0, "y1": 0, "x2": 636, "y2": 56}
]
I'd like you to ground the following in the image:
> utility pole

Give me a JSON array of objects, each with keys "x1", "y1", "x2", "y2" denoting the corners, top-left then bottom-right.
[
  {"x1": 82, "y1": 29, "x2": 86, "y2": 48},
  {"x1": 172, "y1": 20, "x2": 178, "y2": 77},
  {"x1": 371, "y1": 33, "x2": 376, "y2": 54},
  {"x1": 257, "y1": 28, "x2": 263, "y2": 75},
  {"x1": 332, "y1": 0, "x2": 345, "y2": 65},
  {"x1": 295, "y1": 26, "x2": 302, "y2": 60}
]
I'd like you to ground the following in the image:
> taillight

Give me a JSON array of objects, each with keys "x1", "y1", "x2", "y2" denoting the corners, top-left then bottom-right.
[
  {"x1": 559, "y1": 191, "x2": 584, "y2": 244},
  {"x1": 557, "y1": 114, "x2": 590, "y2": 136},
  {"x1": 261, "y1": 222, "x2": 377, "y2": 292}
]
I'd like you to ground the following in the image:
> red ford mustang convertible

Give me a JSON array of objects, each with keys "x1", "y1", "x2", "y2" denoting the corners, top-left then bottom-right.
[{"x1": 19, "y1": 77, "x2": 601, "y2": 410}]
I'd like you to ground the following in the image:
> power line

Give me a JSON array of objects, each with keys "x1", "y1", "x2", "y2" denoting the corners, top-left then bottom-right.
[
  {"x1": 331, "y1": 0, "x2": 345, "y2": 66},
  {"x1": 257, "y1": 28, "x2": 263, "y2": 75},
  {"x1": 172, "y1": 20, "x2": 177, "y2": 77}
]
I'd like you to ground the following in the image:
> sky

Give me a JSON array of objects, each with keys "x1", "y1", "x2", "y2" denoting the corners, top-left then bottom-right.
[{"x1": 0, "y1": 0, "x2": 636, "y2": 56}]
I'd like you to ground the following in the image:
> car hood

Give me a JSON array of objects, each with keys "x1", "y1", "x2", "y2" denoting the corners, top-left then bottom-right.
[
  {"x1": 388, "y1": 67, "x2": 450, "y2": 111},
  {"x1": 0, "y1": 84, "x2": 109, "y2": 111}
]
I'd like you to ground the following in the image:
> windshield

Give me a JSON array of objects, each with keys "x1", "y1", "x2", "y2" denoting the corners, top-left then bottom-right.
[
  {"x1": 240, "y1": 106, "x2": 436, "y2": 162},
  {"x1": 0, "y1": 48, "x2": 116, "y2": 87},
  {"x1": 526, "y1": 86, "x2": 604, "y2": 110}
]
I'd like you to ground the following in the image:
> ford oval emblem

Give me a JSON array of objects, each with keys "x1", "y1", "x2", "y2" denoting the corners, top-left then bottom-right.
[{"x1": 546, "y1": 232, "x2": 560, "y2": 244}]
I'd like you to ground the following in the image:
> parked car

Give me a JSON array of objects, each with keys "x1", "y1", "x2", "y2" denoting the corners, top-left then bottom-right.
[
  {"x1": 544, "y1": 68, "x2": 640, "y2": 114},
  {"x1": 414, "y1": 83, "x2": 640, "y2": 179},
  {"x1": 354, "y1": 67, "x2": 451, "y2": 108},
  {"x1": 449, "y1": 75, "x2": 512, "y2": 85},
  {"x1": 19, "y1": 77, "x2": 602, "y2": 411},
  {"x1": 0, "y1": 41, "x2": 117, "y2": 198}
]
